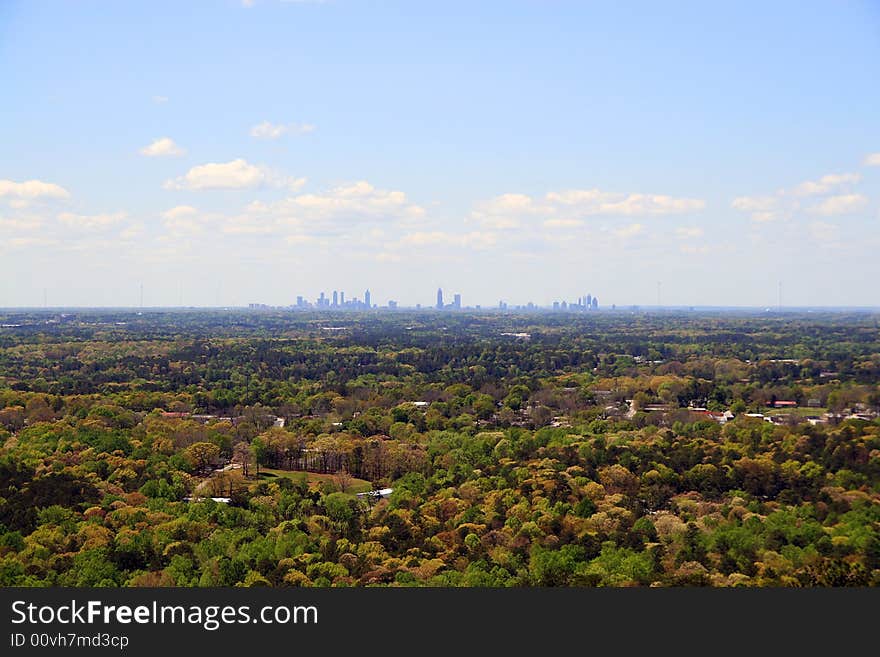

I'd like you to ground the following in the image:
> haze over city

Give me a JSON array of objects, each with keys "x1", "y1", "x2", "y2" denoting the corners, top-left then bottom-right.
[{"x1": 1, "y1": 0, "x2": 879, "y2": 308}]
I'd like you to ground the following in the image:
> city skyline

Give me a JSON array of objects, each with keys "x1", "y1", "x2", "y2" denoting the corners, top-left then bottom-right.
[
  {"x1": 2, "y1": 1, "x2": 879, "y2": 308},
  {"x1": 8, "y1": 277, "x2": 880, "y2": 310},
  {"x1": 9, "y1": 280, "x2": 880, "y2": 312}
]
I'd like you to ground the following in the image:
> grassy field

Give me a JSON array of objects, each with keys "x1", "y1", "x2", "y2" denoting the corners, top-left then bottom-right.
[
  {"x1": 256, "y1": 468, "x2": 373, "y2": 494},
  {"x1": 764, "y1": 407, "x2": 828, "y2": 417},
  {"x1": 193, "y1": 468, "x2": 374, "y2": 496}
]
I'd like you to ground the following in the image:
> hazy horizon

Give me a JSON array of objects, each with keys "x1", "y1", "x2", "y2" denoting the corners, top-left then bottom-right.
[
  {"x1": 3, "y1": 302, "x2": 880, "y2": 313},
  {"x1": 2, "y1": 1, "x2": 879, "y2": 308}
]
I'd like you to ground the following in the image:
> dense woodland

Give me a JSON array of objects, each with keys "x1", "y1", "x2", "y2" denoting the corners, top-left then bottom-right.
[{"x1": 0, "y1": 309, "x2": 878, "y2": 587}]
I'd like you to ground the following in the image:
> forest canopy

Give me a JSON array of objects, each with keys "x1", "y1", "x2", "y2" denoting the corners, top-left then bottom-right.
[{"x1": 0, "y1": 309, "x2": 878, "y2": 587}]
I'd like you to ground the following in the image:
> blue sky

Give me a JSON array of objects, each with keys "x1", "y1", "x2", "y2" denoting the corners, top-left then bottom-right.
[{"x1": 1, "y1": 0, "x2": 879, "y2": 308}]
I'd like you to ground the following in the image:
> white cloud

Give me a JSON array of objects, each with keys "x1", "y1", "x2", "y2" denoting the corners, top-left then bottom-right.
[
  {"x1": 221, "y1": 215, "x2": 277, "y2": 235},
  {"x1": 731, "y1": 196, "x2": 783, "y2": 222},
  {"x1": 0, "y1": 216, "x2": 43, "y2": 231},
  {"x1": 473, "y1": 188, "x2": 705, "y2": 228},
  {"x1": 475, "y1": 193, "x2": 540, "y2": 215},
  {"x1": 675, "y1": 226, "x2": 704, "y2": 239},
  {"x1": 161, "y1": 206, "x2": 207, "y2": 235},
  {"x1": 162, "y1": 205, "x2": 199, "y2": 221},
  {"x1": 0, "y1": 179, "x2": 70, "y2": 201},
  {"x1": 60, "y1": 240, "x2": 108, "y2": 253},
  {"x1": 808, "y1": 220, "x2": 839, "y2": 243},
  {"x1": 480, "y1": 216, "x2": 520, "y2": 230},
  {"x1": 808, "y1": 194, "x2": 868, "y2": 216},
  {"x1": 543, "y1": 218, "x2": 584, "y2": 228},
  {"x1": 140, "y1": 137, "x2": 186, "y2": 157},
  {"x1": 163, "y1": 159, "x2": 304, "y2": 191},
  {"x1": 864, "y1": 153, "x2": 880, "y2": 167},
  {"x1": 285, "y1": 234, "x2": 314, "y2": 245},
  {"x1": 249, "y1": 121, "x2": 316, "y2": 139},
  {"x1": 792, "y1": 172, "x2": 860, "y2": 197},
  {"x1": 471, "y1": 194, "x2": 540, "y2": 228},
  {"x1": 750, "y1": 211, "x2": 779, "y2": 223},
  {"x1": 164, "y1": 219, "x2": 203, "y2": 235},
  {"x1": 165, "y1": 160, "x2": 264, "y2": 190},
  {"x1": 680, "y1": 244, "x2": 710, "y2": 255},
  {"x1": 161, "y1": 205, "x2": 199, "y2": 220},
  {"x1": 58, "y1": 211, "x2": 127, "y2": 230},
  {"x1": 731, "y1": 196, "x2": 778, "y2": 213},
  {"x1": 394, "y1": 231, "x2": 497, "y2": 250},
  {"x1": 152, "y1": 95, "x2": 169, "y2": 104},
  {"x1": 375, "y1": 252, "x2": 402, "y2": 263},
  {"x1": 266, "y1": 181, "x2": 425, "y2": 224},
  {"x1": 119, "y1": 223, "x2": 145, "y2": 240},
  {"x1": 154, "y1": 180, "x2": 425, "y2": 241},
  {"x1": 2, "y1": 237, "x2": 57, "y2": 249},
  {"x1": 546, "y1": 190, "x2": 705, "y2": 215},
  {"x1": 250, "y1": 121, "x2": 286, "y2": 139},
  {"x1": 241, "y1": 0, "x2": 256, "y2": 7},
  {"x1": 733, "y1": 171, "x2": 866, "y2": 222},
  {"x1": 613, "y1": 223, "x2": 643, "y2": 238}
]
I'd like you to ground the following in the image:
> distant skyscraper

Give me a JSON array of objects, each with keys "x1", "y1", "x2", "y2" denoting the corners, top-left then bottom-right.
[
  {"x1": 586, "y1": 294, "x2": 592, "y2": 309},
  {"x1": 332, "y1": 290, "x2": 338, "y2": 307},
  {"x1": 591, "y1": 296, "x2": 598, "y2": 310},
  {"x1": 364, "y1": 289, "x2": 371, "y2": 309},
  {"x1": 340, "y1": 291, "x2": 345, "y2": 306},
  {"x1": 436, "y1": 288, "x2": 443, "y2": 310},
  {"x1": 453, "y1": 293, "x2": 461, "y2": 309}
]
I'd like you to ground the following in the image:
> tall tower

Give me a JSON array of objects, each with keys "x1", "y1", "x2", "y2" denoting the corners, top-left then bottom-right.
[
  {"x1": 436, "y1": 288, "x2": 444, "y2": 310},
  {"x1": 332, "y1": 290, "x2": 338, "y2": 307},
  {"x1": 340, "y1": 291, "x2": 345, "y2": 306},
  {"x1": 364, "y1": 289, "x2": 371, "y2": 309},
  {"x1": 453, "y1": 293, "x2": 461, "y2": 309}
]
